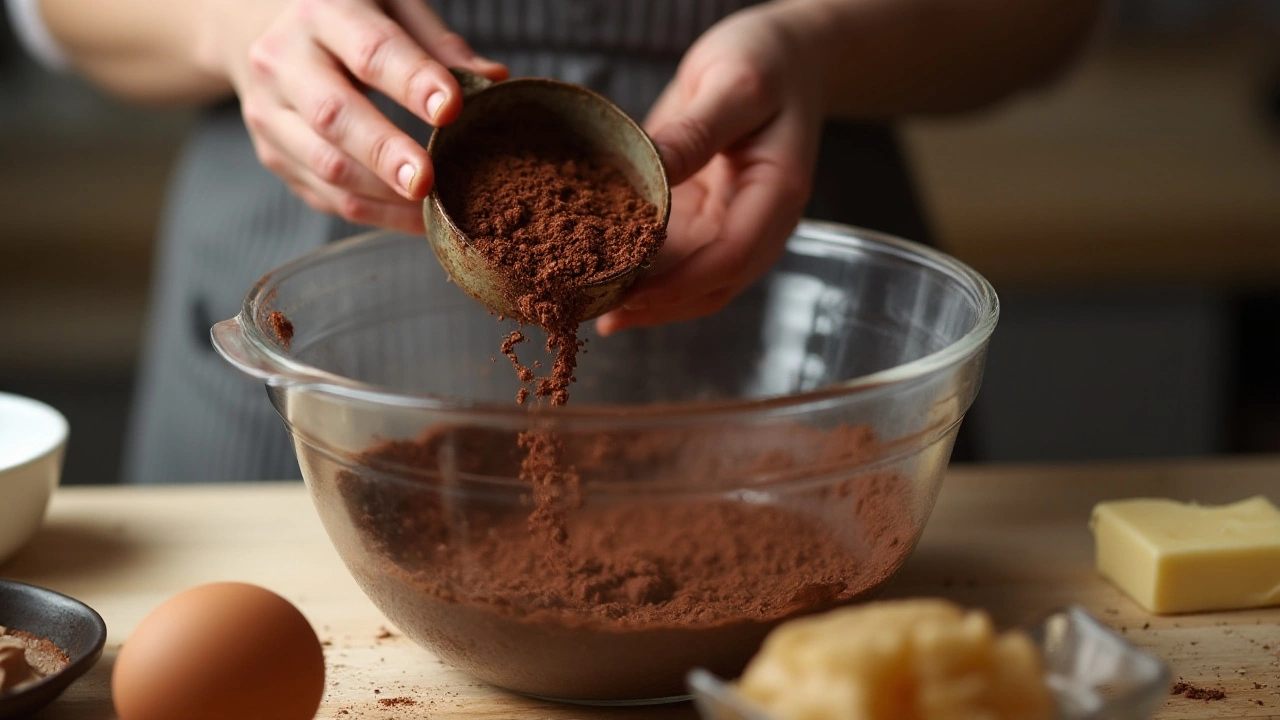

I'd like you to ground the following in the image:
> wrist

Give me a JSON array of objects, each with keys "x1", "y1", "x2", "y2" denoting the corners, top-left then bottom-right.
[
  {"x1": 194, "y1": 0, "x2": 279, "y2": 89},
  {"x1": 760, "y1": 0, "x2": 846, "y2": 116}
]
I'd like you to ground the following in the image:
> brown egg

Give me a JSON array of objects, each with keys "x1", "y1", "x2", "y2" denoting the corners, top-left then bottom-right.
[{"x1": 112, "y1": 582, "x2": 325, "y2": 720}]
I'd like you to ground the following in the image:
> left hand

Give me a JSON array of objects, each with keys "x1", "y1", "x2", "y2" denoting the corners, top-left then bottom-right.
[{"x1": 596, "y1": 4, "x2": 826, "y2": 336}]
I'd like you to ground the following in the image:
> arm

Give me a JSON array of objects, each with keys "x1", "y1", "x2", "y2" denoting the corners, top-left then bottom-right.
[
  {"x1": 781, "y1": 0, "x2": 1106, "y2": 118},
  {"x1": 36, "y1": 0, "x2": 247, "y2": 104},
  {"x1": 598, "y1": 0, "x2": 1105, "y2": 335},
  {"x1": 29, "y1": 0, "x2": 507, "y2": 234}
]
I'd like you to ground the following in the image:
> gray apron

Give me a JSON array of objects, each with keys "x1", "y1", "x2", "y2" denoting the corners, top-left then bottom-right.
[{"x1": 121, "y1": 0, "x2": 940, "y2": 484}]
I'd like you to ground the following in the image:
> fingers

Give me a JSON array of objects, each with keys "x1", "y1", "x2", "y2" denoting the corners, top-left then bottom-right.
[
  {"x1": 251, "y1": 105, "x2": 405, "y2": 202},
  {"x1": 642, "y1": 79, "x2": 683, "y2": 133},
  {"x1": 290, "y1": 169, "x2": 426, "y2": 234},
  {"x1": 238, "y1": 0, "x2": 501, "y2": 232},
  {"x1": 256, "y1": 129, "x2": 426, "y2": 234},
  {"x1": 269, "y1": 45, "x2": 435, "y2": 200},
  {"x1": 647, "y1": 64, "x2": 781, "y2": 185},
  {"x1": 308, "y1": 0, "x2": 465, "y2": 127},
  {"x1": 597, "y1": 111, "x2": 814, "y2": 336},
  {"x1": 387, "y1": 0, "x2": 509, "y2": 82}
]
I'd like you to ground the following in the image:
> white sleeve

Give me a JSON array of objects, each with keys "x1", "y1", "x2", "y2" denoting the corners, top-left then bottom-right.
[{"x1": 5, "y1": 0, "x2": 70, "y2": 71}]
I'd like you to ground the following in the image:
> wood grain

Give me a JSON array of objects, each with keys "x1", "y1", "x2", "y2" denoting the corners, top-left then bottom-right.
[{"x1": 4, "y1": 457, "x2": 1279, "y2": 719}]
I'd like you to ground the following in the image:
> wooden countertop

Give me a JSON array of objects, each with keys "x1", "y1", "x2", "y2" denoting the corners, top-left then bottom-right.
[{"x1": 5, "y1": 458, "x2": 1280, "y2": 719}]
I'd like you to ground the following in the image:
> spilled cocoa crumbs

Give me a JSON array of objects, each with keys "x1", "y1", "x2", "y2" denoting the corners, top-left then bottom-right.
[
  {"x1": 329, "y1": 422, "x2": 922, "y2": 700},
  {"x1": 267, "y1": 310, "x2": 293, "y2": 349},
  {"x1": 1171, "y1": 680, "x2": 1226, "y2": 701},
  {"x1": 376, "y1": 697, "x2": 416, "y2": 707}
]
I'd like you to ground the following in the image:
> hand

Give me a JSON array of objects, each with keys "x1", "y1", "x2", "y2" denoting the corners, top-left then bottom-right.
[
  {"x1": 220, "y1": 0, "x2": 507, "y2": 233},
  {"x1": 596, "y1": 4, "x2": 825, "y2": 336}
]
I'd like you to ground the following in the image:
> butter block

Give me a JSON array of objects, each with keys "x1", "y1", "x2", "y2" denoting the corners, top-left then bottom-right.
[{"x1": 1090, "y1": 496, "x2": 1280, "y2": 614}]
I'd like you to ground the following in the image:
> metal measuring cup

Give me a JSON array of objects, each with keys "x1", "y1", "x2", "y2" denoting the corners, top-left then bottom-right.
[{"x1": 423, "y1": 69, "x2": 671, "y2": 325}]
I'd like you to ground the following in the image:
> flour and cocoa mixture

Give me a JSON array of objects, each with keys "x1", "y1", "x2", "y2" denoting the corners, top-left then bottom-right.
[{"x1": 331, "y1": 423, "x2": 919, "y2": 699}]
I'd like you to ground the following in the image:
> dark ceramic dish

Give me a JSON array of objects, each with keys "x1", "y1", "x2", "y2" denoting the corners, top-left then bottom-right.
[{"x1": 0, "y1": 580, "x2": 107, "y2": 719}]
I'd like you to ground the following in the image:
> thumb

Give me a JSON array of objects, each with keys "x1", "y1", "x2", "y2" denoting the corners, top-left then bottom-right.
[{"x1": 648, "y1": 66, "x2": 779, "y2": 184}]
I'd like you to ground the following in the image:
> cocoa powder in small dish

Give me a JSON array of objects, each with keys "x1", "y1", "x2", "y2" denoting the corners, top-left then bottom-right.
[{"x1": 0, "y1": 627, "x2": 69, "y2": 695}]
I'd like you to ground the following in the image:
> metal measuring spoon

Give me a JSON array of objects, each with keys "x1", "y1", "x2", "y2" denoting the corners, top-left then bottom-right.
[{"x1": 423, "y1": 68, "x2": 671, "y2": 325}]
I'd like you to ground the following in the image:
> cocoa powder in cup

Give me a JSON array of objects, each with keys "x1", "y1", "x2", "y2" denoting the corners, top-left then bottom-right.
[
  {"x1": 0, "y1": 626, "x2": 69, "y2": 695},
  {"x1": 435, "y1": 103, "x2": 665, "y2": 408}
]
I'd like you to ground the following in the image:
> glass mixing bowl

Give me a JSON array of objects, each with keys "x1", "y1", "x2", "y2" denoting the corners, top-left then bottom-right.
[{"x1": 212, "y1": 220, "x2": 998, "y2": 705}]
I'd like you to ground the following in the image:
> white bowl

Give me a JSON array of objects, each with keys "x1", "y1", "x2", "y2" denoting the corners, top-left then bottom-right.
[{"x1": 0, "y1": 393, "x2": 68, "y2": 565}]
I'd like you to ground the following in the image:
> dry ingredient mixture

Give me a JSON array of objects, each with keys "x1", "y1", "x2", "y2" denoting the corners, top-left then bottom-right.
[
  {"x1": 0, "y1": 626, "x2": 69, "y2": 695},
  {"x1": 334, "y1": 423, "x2": 917, "y2": 699}
]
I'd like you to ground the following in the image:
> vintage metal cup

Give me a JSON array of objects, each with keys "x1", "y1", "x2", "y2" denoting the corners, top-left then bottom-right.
[{"x1": 423, "y1": 68, "x2": 671, "y2": 325}]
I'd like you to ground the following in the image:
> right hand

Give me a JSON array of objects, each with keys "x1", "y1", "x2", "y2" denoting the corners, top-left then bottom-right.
[{"x1": 218, "y1": 0, "x2": 507, "y2": 233}]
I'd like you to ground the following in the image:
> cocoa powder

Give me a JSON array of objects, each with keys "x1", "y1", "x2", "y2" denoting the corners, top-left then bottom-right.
[
  {"x1": 332, "y1": 423, "x2": 920, "y2": 700},
  {"x1": 267, "y1": 310, "x2": 293, "y2": 349},
  {"x1": 436, "y1": 103, "x2": 664, "y2": 408},
  {"x1": 1172, "y1": 680, "x2": 1227, "y2": 701},
  {"x1": 436, "y1": 104, "x2": 665, "y2": 546},
  {"x1": 0, "y1": 626, "x2": 69, "y2": 695}
]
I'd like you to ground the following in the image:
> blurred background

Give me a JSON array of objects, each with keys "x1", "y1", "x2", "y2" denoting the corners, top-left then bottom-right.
[{"x1": 2, "y1": 0, "x2": 1278, "y2": 485}]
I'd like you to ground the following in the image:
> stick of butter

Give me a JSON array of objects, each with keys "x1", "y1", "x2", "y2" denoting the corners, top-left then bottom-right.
[{"x1": 1090, "y1": 495, "x2": 1280, "y2": 614}]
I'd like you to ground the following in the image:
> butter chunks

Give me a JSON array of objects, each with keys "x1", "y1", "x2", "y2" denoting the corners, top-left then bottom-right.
[
  {"x1": 1090, "y1": 496, "x2": 1280, "y2": 614},
  {"x1": 737, "y1": 599, "x2": 1052, "y2": 720}
]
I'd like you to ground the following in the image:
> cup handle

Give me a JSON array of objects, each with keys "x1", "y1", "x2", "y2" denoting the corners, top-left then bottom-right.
[{"x1": 449, "y1": 67, "x2": 495, "y2": 99}]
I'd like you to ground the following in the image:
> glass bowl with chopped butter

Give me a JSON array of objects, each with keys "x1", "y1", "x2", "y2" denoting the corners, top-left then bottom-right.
[{"x1": 690, "y1": 603, "x2": 1171, "y2": 720}]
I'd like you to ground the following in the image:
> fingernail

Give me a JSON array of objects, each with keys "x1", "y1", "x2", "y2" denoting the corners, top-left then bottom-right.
[
  {"x1": 621, "y1": 302, "x2": 647, "y2": 312},
  {"x1": 426, "y1": 92, "x2": 447, "y2": 122},
  {"x1": 397, "y1": 163, "x2": 416, "y2": 193}
]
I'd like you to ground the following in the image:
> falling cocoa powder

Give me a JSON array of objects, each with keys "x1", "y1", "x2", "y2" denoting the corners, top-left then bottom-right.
[
  {"x1": 436, "y1": 104, "x2": 665, "y2": 546},
  {"x1": 329, "y1": 422, "x2": 921, "y2": 700}
]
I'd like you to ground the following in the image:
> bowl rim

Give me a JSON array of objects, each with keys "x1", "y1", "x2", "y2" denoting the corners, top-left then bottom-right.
[
  {"x1": 233, "y1": 220, "x2": 1000, "y2": 421},
  {"x1": 0, "y1": 393, "x2": 68, "y2": 476}
]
